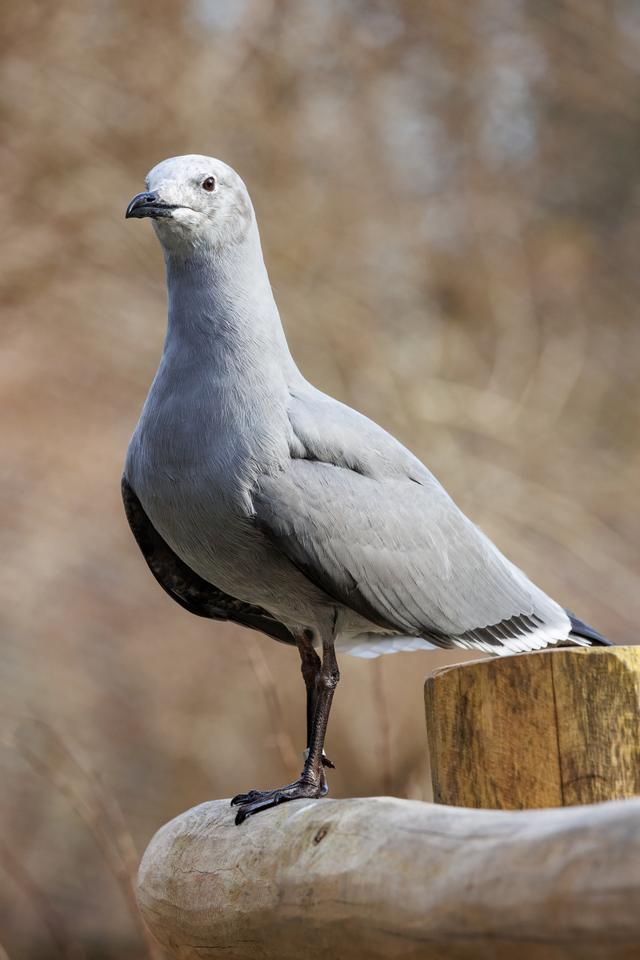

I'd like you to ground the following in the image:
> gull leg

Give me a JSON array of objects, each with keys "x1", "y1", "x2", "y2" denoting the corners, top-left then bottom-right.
[
  {"x1": 298, "y1": 631, "x2": 335, "y2": 770},
  {"x1": 305, "y1": 629, "x2": 339, "y2": 778},
  {"x1": 299, "y1": 631, "x2": 321, "y2": 752},
  {"x1": 231, "y1": 624, "x2": 340, "y2": 825}
]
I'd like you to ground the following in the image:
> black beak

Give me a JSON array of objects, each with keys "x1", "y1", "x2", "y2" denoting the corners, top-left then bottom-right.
[{"x1": 125, "y1": 191, "x2": 178, "y2": 219}]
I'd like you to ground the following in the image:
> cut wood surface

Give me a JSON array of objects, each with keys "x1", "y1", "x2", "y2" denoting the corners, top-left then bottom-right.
[
  {"x1": 138, "y1": 794, "x2": 640, "y2": 960},
  {"x1": 425, "y1": 646, "x2": 640, "y2": 809}
]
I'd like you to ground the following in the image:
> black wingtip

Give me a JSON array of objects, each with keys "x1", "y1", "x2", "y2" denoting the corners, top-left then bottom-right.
[{"x1": 566, "y1": 611, "x2": 613, "y2": 646}]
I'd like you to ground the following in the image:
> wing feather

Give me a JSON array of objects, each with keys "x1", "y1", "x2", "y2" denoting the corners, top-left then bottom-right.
[{"x1": 253, "y1": 390, "x2": 573, "y2": 653}]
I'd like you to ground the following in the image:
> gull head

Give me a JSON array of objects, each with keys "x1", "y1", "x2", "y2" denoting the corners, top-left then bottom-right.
[{"x1": 125, "y1": 155, "x2": 254, "y2": 253}]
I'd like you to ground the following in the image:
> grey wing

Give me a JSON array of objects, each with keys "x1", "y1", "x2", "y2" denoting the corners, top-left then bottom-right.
[
  {"x1": 122, "y1": 476, "x2": 296, "y2": 647},
  {"x1": 254, "y1": 390, "x2": 574, "y2": 654}
]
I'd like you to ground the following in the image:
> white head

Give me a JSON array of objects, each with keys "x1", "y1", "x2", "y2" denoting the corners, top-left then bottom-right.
[{"x1": 125, "y1": 155, "x2": 255, "y2": 255}]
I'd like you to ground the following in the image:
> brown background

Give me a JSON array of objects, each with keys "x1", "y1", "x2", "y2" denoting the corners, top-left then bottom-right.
[{"x1": 2, "y1": 1, "x2": 639, "y2": 956}]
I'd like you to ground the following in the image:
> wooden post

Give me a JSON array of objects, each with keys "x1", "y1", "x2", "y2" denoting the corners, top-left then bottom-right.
[
  {"x1": 136, "y1": 645, "x2": 640, "y2": 958},
  {"x1": 424, "y1": 646, "x2": 640, "y2": 809}
]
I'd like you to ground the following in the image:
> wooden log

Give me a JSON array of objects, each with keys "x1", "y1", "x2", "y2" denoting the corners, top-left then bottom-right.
[
  {"x1": 425, "y1": 646, "x2": 640, "y2": 809},
  {"x1": 137, "y1": 794, "x2": 640, "y2": 960}
]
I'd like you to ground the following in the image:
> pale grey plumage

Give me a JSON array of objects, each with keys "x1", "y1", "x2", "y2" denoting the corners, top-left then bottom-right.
[{"x1": 124, "y1": 154, "x2": 601, "y2": 659}]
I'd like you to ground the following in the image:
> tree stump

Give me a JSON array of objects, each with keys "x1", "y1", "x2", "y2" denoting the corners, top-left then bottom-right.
[{"x1": 424, "y1": 646, "x2": 640, "y2": 809}]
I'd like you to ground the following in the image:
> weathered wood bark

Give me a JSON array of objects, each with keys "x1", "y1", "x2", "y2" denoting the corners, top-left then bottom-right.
[
  {"x1": 138, "y1": 794, "x2": 640, "y2": 960},
  {"x1": 425, "y1": 646, "x2": 640, "y2": 809}
]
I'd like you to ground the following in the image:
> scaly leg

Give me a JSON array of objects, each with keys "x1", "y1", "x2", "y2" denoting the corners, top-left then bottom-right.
[
  {"x1": 298, "y1": 630, "x2": 335, "y2": 769},
  {"x1": 231, "y1": 625, "x2": 340, "y2": 825},
  {"x1": 298, "y1": 630, "x2": 322, "y2": 751}
]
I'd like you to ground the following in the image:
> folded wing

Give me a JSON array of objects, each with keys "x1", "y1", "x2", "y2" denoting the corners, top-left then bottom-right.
[{"x1": 253, "y1": 390, "x2": 573, "y2": 654}]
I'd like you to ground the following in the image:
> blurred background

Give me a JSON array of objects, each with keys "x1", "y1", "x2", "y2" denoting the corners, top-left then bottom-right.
[{"x1": 2, "y1": 0, "x2": 640, "y2": 955}]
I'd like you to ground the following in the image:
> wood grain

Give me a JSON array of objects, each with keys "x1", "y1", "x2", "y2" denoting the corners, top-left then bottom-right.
[
  {"x1": 425, "y1": 646, "x2": 640, "y2": 809},
  {"x1": 137, "y1": 795, "x2": 640, "y2": 960}
]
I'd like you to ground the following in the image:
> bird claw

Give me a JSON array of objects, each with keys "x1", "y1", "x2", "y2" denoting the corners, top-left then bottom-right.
[
  {"x1": 231, "y1": 778, "x2": 328, "y2": 825},
  {"x1": 230, "y1": 789, "x2": 263, "y2": 806}
]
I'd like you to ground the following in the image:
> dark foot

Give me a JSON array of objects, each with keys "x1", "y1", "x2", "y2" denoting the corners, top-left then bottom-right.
[{"x1": 231, "y1": 777, "x2": 328, "y2": 825}]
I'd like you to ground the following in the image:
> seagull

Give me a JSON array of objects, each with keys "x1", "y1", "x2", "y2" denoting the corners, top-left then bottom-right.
[{"x1": 123, "y1": 155, "x2": 610, "y2": 825}]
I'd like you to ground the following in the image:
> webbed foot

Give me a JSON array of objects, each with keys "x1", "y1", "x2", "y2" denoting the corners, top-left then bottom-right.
[{"x1": 231, "y1": 776, "x2": 328, "y2": 825}]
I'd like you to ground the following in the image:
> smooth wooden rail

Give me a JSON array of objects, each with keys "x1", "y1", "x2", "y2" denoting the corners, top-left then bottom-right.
[{"x1": 137, "y1": 794, "x2": 640, "y2": 959}]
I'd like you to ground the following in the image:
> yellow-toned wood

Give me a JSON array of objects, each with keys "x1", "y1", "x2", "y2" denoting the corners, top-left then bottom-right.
[
  {"x1": 138, "y1": 649, "x2": 640, "y2": 959},
  {"x1": 425, "y1": 646, "x2": 640, "y2": 809},
  {"x1": 552, "y1": 647, "x2": 640, "y2": 805}
]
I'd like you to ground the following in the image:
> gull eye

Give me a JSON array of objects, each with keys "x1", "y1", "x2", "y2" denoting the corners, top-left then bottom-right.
[{"x1": 202, "y1": 176, "x2": 216, "y2": 192}]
